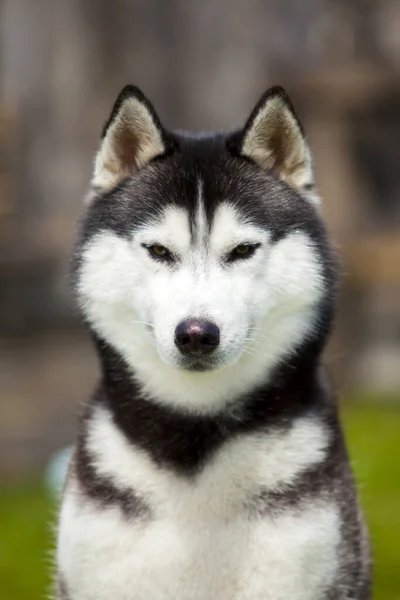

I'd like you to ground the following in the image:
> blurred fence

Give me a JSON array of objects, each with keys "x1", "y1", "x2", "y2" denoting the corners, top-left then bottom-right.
[{"x1": 0, "y1": 0, "x2": 399, "y2": 479}]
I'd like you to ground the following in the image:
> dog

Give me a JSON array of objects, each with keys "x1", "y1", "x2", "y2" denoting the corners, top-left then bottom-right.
[{"x1": 56, "y1": 85, "x2": 371, "y2": 599}]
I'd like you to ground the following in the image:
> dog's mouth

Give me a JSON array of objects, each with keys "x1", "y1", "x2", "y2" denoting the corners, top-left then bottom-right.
[{"x1": 177, "y1": 355, "x2": 221, "y2": 373}]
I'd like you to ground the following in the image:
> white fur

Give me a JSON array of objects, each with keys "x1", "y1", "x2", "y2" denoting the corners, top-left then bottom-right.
[
  {"x1": 58, "y1": 407, "x2": 339, "y2": 600},
  {"x1": 77, "y1": 201, "x2": 324, "y2": 414}
]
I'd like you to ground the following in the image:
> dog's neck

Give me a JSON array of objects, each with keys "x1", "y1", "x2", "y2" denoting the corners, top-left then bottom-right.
[{"x1": 85, "y1": 335, "x2": 328, "y2": 475}]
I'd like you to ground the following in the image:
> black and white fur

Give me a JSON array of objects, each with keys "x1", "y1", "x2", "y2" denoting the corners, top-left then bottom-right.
[{"x1": 56, "y1": 85, "x2": 371, "y2": 599}]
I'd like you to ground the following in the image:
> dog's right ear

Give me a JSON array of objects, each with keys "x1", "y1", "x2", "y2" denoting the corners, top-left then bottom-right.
[
  {"x1": 92, "y1": 85, "x2": 171, "y2": 193},
  {"x1": 228, "y1": 86, "x2": 318, "y2": 204}
]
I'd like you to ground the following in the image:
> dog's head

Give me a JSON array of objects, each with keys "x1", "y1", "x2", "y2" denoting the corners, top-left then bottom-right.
[{"x1": 75, "y1": 85, "x2": 336, "y2": 413}]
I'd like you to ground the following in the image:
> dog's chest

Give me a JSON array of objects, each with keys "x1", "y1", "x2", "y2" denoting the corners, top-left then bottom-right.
[
  {"x1": 59, "y1": 486, "x2": 339, "y2": 600},
  {"x1": 57, "y1": 410, "x2": 339, "y2": 599}
]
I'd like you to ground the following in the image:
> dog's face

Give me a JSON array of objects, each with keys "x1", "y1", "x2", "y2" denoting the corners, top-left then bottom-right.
[{"x1": 75, "y1": 86, "x2": 335, "y2": 412}]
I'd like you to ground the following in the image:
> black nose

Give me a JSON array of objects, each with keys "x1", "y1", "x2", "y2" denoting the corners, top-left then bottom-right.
[{"x1": 174, "y1": 320, "x2": 220, "y2": 355}]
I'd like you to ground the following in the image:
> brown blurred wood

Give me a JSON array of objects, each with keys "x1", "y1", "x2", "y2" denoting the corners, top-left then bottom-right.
[
  {"x1": 0, "y1": 216, "x2": 74, "y2": 265},
  {"x1": 343, "y1": 236, "x2": 400, "y2": 286},
  {"x1": 286, "y1": 62, "x2": 400, "y2": 112}
]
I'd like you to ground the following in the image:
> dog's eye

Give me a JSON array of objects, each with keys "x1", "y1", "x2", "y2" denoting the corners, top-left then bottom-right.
[
  {"x1": 227, "y1": 244, "x2": 259, "y2": 262},
  {"x1": 150, "y1": 244, "x2": 168, "y2": 257},
  {"x1": 145, "y1": 244, "x2": 173, "y2": 262},
  {"x1": 234, "y1": 245, "x2": 252, "y2": 256}
]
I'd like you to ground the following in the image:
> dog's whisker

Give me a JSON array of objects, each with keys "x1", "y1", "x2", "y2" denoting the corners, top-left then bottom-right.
[{"x1": 131, "y1": 320, "x2": 154, "y2": 329}]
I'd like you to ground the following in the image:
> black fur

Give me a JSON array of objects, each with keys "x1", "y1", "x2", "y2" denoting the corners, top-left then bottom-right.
[{"x1": 57, "y1": 575, "x2": 71, "y2": 600}]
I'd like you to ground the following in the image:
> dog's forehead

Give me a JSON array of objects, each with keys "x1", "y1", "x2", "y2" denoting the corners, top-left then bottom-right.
[
  {"x1": 84, "y1": 133, "x2": 320, "y2": 248},
  {"x1": 133, "y1": 154, "x2": 268, "y2": 227},
  {"x1": 143, "y1": 139, "x2": 310, "y2": 236},
  {"x1": 136, "y1": 155, "x2": 270, "y2": 246},
  {"x1": 140, "y1": 201, "x2": 266, "y2": 251}
]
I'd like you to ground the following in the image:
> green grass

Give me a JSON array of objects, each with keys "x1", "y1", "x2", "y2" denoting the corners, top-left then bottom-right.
[
  {"x1": 0, "y1": 483, "x2": 55, "y2": 599},
  {"x1": 0, "y1": 402, "x2": 399, "y2": 600},
  {"x1": 341, "y1": 402, "x2": 400, "y2": 600}
]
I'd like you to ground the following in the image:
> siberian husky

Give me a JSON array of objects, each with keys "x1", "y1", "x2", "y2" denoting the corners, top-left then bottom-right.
[{"x1": 56, "y1": 85, "x2": 371, "y2": 599}]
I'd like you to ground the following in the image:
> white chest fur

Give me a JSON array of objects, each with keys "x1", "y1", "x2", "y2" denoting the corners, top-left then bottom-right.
[{"x1": 57, "y1": 408, "x2": 340, "y2": 600}]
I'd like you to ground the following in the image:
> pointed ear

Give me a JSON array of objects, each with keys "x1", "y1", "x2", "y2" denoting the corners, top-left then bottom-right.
[
  {"x1": 92, "y1": 85, "x2": 171, "y2": 193},
  {"x1": 235, "y1": 86, "x2": 317, "y2": 203}
]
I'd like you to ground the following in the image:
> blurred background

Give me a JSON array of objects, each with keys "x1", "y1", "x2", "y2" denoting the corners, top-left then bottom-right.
[{"x1": 0, "y1": 0, "x2": 399, "y2": 598}]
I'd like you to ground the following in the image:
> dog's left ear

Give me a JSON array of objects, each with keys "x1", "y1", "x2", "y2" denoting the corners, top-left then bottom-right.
[
  {"x1": 233, "y1": 86, "x2": 317, "y2": 202},
  {"x1": 92, "y1": 85, "x2": 171, "y2": 193}
]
